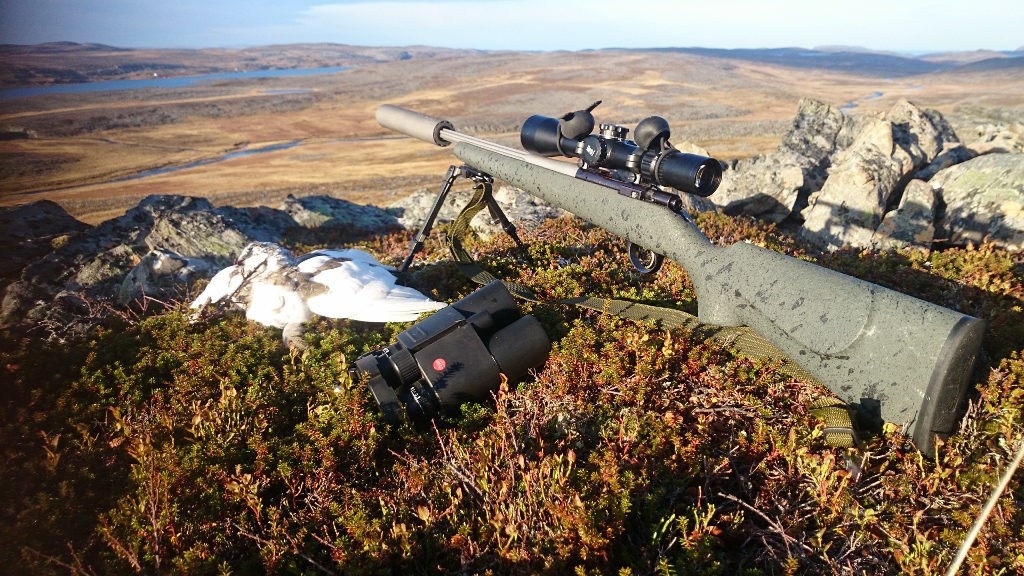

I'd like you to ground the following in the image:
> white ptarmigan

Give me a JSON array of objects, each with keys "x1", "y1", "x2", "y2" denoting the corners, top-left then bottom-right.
[{"x1": 190, "y1": 242, "x2": 446, "y2": 344}]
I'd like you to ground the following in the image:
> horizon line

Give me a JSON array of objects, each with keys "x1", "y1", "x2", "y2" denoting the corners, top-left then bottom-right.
[{"x1": 3, "y1": 40, "x2": 1023, "y2": 58}]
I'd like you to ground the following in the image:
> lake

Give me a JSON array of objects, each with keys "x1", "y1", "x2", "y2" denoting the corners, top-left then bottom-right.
[{"x1": 0, "y1": 66, "x2": 350, "y2": 101}]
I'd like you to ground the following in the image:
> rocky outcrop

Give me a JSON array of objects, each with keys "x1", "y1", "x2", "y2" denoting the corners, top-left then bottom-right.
[
  {"x1": 713, "y1": 99, "x2": 847, "y2": 223},
  {"x1": 387, "y1": 185, "x2": 566, "y2": 239},
  {"x1": 0, "y1": 200, "x2": 90, "y2": 281},
  {"x1": 799, "y1": 99, "x2": 957, "y2": 250},
  {"x1": 706, "y1": 97, "x2": 1019, "y2": 253},
  {"x1": 0, "y1": 194, "x2": 400, "y2": 338},
  {"x1": 870, "y1": 179, "x2": 937, "y2": 251},
  {"x1": 930, "y1": 154, "x2": 1024, "y2": 251},
  {"x1": 799, "y1": 118, "x2": 909, "y2": 248},
  {"x1": 965, "y1": 123, "x2": 1024, "y2": 155},
  {"x1": 280, "y1": 194, "x2": 402, "y2": 231}
]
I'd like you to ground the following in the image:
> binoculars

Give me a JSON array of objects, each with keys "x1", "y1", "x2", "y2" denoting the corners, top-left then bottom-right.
[{"x1": 353, "y1": 282, "x2": 551, "y2": 427}]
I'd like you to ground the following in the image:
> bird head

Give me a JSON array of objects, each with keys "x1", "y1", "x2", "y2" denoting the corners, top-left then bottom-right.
[{"x1": 235, "y1": 242, "x2": 294, "y2": 274}]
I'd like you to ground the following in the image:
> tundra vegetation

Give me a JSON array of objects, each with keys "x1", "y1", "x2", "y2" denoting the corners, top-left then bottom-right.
[{"x1": 1, "y1": 212, "x2": 1022, "y2": 575}]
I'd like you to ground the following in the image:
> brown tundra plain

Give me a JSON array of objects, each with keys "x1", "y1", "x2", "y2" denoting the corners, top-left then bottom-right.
[{"x1": 2, "y1": 44, "x2": 1023, "y2": 223}]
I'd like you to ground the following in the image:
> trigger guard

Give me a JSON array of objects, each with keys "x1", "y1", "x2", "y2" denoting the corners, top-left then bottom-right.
[{"x1": 628, "y1": 242, "x2": 664, "y2": 275}]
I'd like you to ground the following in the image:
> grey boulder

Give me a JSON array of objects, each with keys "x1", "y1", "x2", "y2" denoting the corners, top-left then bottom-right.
[
  {"x1": 714, "y1": 98, "x2": 847, "y2": 222},
  {"x1": 119, "y1": 250, "x2": 217, "y2": 305},
  {"x1": 0, "y1": 200, "x2": 90, "y2": 281},
  {"x1": 931, "y1": 153, "x2": 1024, "y2": 251},
  {"x1": 870, "y1": 179, "x2": 937, "y2": 251},
  {"x1": 800, "y1": 100, "x2": 956, "y2": 250}
]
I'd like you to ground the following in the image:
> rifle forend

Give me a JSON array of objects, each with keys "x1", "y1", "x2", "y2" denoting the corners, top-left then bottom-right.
[{"x1": 376, "y1": 104, "x2": 985, "y2": 453}]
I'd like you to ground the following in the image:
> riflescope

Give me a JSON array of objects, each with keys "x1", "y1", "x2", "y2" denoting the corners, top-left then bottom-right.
[
  {"x1": 520, "y1": 103, "x2": 722, "y2": 198},
  {"x1": 353, "y1": 281, "x2": 551, "y2": 427}
]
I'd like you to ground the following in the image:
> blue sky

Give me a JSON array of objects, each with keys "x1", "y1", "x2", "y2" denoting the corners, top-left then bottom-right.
[{"x1": 1, "y1": 0, "x2": 1021, "y2": 53}]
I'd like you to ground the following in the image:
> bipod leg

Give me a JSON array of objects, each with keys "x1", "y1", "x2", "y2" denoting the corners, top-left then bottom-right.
[
  {"x1": 399, "y1": 165, "x2": 459, "y2": 273},
  {"x1": 483, "y1": 186, "x2": 532, "y2": 263}
]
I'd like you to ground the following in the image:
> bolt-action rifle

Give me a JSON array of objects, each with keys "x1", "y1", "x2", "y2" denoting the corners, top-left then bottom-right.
[{"x1": 375, "y1": 103, "x2": 984, "y2": 453}]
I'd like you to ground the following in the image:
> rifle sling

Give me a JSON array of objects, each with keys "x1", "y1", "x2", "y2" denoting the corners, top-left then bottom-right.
[{"x1": 444, "y1": 180, "x2": 857, "y2": 448}]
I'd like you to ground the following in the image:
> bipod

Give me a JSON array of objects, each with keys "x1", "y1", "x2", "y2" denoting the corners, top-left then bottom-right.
[{"x1": 399, "y1": 165, "x2": 531, "y2": 273}]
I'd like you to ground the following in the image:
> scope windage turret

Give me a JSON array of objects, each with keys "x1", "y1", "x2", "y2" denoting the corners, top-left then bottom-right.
[
  {"x1": 520, "y1": 113, "x2": 722, "y2": 198},
  {"x1": 353, "y1": 281, "x2": 551, "y2": 428}
]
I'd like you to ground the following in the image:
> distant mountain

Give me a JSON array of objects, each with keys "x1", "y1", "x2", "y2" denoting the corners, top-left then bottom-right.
[
  {"x1": 956, "y1": 56, "x2": 1024, "y2": 71},
  {"x1": 919, "y1": 50, "x2": 1016, "y2": 64},
  {"x1": 812, "y1": 45, "x2": 909, "y2": 57},
  {"x1": 625, "y1": 47, "x2": 949, "y2": 77},
  {"x1": 3, "y1": 42, "x2": 1020, "y2": 89},
  {"x1": 0, "y1": 41, "x2": 130, "y2": 54}
]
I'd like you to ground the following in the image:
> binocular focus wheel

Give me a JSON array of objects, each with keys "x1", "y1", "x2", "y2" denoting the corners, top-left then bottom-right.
[{"x1": 627, "y1": 242, "x2": 664, "y2": 275}]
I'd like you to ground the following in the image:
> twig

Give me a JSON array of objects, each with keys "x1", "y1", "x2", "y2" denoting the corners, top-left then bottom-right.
[
  {"x1": 232, "y1": 521, "x2": 340, "y2": 576},
  {"x1": 946, "y1": 436, "x2": 1024, "y2": 576},
  {"x1": 99, "y1": 519, "x2": 145, "y2": 573},
  {"x1": 22, "y1": 545, "x2": 98, "y2": 576},
  {"x1": 717, "y1": 492, "x2": 812, "y2": 559},
  {"x1": 694, "y1": 407, "x2": 758, "y2": 417}
]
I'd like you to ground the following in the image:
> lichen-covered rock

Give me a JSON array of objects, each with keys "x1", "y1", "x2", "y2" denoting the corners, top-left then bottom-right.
[
  {"x1": 712, "y1": 99, "x2": 847, "y2": 222},
  {"x1": 886, "y1": 99, "x2": 947, "y2": 169},
  {"x1": 1, "y1": 196, "x2": 230, "y2": 336},
  {"x1": 0, "y1": 200, "x2": 90, "y2": 281},
  {"x1": 966, "y1": 123, "x2": 1024, "y2": 155},
  {"x1": 145, "y1": 209, "x2": 253, "y2": 266},
  {"x1": 799, "y1": 118, "x2": 906, "y2": 248},
  {"x1": 279, "y1": 194, "x2": 400, "y2": 231},
  {"x1": 388, "y1": 186, "x2": 565, "y2": 240},
  {"x1": 931, "y1": 153, "x2": 1024, "y2": 251},
  {"x1": 713, "y1": 152, "x2": 807, "y2": 223},
  {"x1": 799, "y1": 100, "x2": 957, "y2": 250},
  {"x1": 781, "y1": 98, "x2": 849, "y2": 166},
  {"x1": 870, "y1": 179, "x2": 937, "y2": 251}
]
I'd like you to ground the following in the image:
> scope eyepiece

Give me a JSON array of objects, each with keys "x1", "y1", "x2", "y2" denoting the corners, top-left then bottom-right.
[{"x1": 521, "y1": 115, "x2": 563, "y2": 157}]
